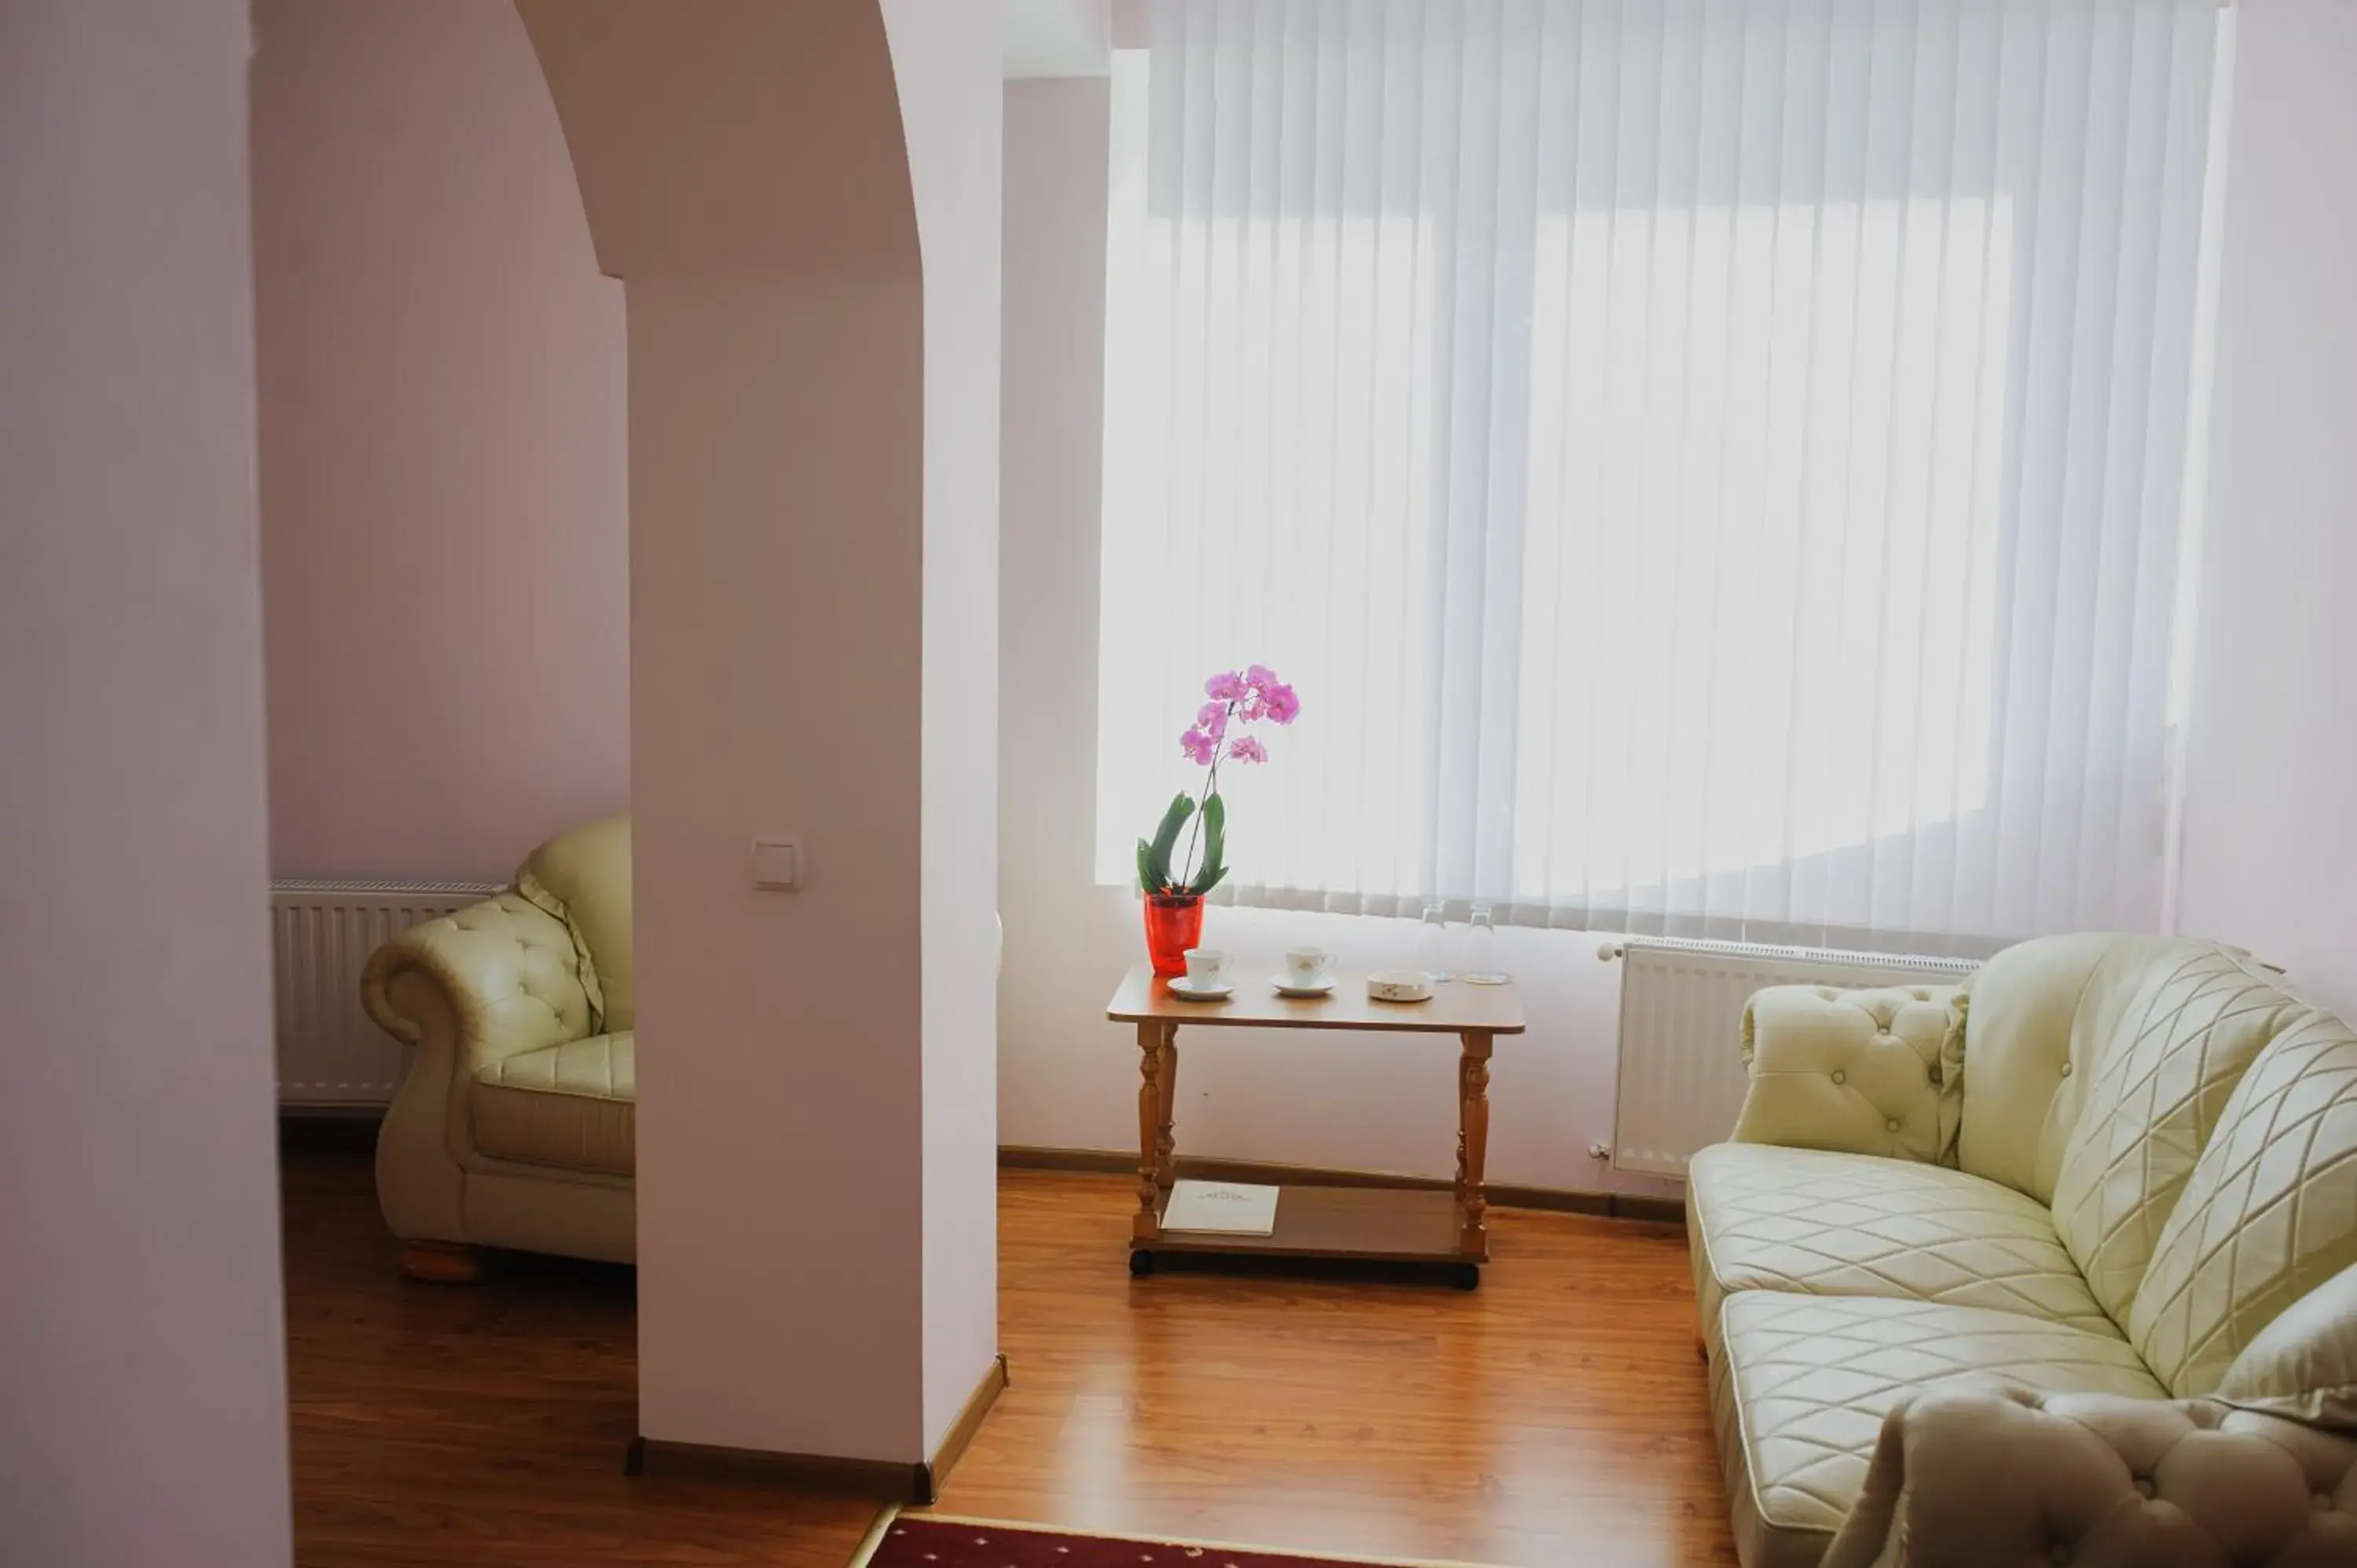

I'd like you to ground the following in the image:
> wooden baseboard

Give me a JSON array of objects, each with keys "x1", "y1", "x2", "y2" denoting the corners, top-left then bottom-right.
[
  {"x1": 280, "y1": 1118, "x2": 1684, "y2": 1225},
  {"x1": 1601, "y1": 1189, "x2": 1685, "y2": 1225},
  {"x1": 998, "y1": 1145, "x2": 1686, "y2": 1225},
  {"x1": 625, "y1": 1434, "x2": 922, "y2": 1500},
  {"x1": 920, "y1": 1352, "x2": 1008, "y2": 1502},
  {"x1": 627, "y1": 1352, "x2": 1008, "y2": 1505}
]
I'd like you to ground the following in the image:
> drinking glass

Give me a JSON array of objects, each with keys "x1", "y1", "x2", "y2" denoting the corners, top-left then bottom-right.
[
  {"x1": 1415, "y1": 899, "x2": 1454, "y2": 982},
  {"x1": 1461, "y1": 902, "x2": 1510, "y2": 984}
]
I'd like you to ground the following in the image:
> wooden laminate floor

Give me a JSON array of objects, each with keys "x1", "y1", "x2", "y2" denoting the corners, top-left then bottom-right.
[{"x1": 283, "y1": 1140, "x2": 1735, "y2": 1567}]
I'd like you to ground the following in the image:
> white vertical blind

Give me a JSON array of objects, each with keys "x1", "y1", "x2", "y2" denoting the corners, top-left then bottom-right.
[{"x1": 1096, "y1": 0, "x2": 2229, "y2": 956}]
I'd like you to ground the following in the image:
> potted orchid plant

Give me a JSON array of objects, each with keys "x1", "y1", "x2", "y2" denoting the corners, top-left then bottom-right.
[{"x1": 1137, "y1": 664, "x2": 1301, "y2": 975}]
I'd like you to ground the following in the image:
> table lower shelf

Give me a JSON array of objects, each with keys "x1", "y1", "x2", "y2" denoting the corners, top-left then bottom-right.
[{"x1": 1135, "y1": 1184, "x2": 1487, "y2": 1266}]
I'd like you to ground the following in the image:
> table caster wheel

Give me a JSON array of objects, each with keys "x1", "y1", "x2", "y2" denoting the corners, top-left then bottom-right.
[
  {"x1": 1129, "y1": 1249, "x2": 1156, "y2": 1277},
  {"x1": 1449, "y1": 1263, "x2": 1480, "y2": 1291}
]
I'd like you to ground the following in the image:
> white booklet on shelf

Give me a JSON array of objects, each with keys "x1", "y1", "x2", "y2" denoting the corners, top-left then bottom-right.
[{"x1": 1161, "y1": 1179, "x2": 1280, "y2": 1235}]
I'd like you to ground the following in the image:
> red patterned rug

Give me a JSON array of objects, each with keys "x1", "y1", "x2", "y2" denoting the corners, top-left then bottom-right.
[{"x1": 858, "y1": 1513, "x2": 1493, "y2": 1568}]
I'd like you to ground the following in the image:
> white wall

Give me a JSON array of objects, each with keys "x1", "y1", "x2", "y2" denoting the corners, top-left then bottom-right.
[
  {"x1": 526, "y1": 0, "x2": 927, "y2": 1463},
  {"x1": 997, "y1": 80, "x2": 1670, "y2": 1199},
  {"x1": 522, "y1": 0, "x2": 1002, "y2": 1466},
  {"x1": 253, "y1": 0, "x2": 628, "y2": 882},
  {"x1": 882, "y1": 0, "x2": 1008, "y2": 1454},
  {"x1": 0, "y1": 0, "x2": 292, "y2": 1560},
  {"x1": 2176, "y1": 0, "x2": 2357, "y2": 1017}
]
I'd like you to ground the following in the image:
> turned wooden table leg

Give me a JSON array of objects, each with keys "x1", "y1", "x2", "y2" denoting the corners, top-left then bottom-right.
[
  {"x1": 1155, "y1": 1028, "x2": 1180, "y2": 1192},
  {"x1": 1134, "y1": 1021, "x2": 1169, "y2": 1242},
  {"x1": 1456, "y1": 1031, "x2": 1494, "y2": 1260}
]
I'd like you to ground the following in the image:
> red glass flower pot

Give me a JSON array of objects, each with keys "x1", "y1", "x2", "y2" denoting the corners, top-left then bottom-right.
[{"x1": 1142, "y1": 893, "x2": 1204, "y2": 977}]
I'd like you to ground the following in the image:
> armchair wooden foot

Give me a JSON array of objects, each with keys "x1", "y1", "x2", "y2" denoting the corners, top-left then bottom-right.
[{"x1": 401, "y1": 1239, "x2": 488, "y2": 1284}]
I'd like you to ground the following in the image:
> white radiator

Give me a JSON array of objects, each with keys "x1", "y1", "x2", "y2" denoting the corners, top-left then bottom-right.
[
  {"x1": 271, "y1": 879, "x2": 501, "y2": 1108},
  {"x1": 1602, "y1": 936, "x2": 1978, "y2": 1179}
]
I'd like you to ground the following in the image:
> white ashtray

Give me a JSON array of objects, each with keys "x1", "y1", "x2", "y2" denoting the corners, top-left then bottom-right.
[{"x1": 1366, "y1": 969, "x2": 1435, "y2": 1003}]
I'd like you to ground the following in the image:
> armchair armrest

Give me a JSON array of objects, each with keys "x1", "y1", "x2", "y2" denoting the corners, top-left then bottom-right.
[
  {"x1": 1822, "y1": 1387, "x2": 2357, "y2": 1568},
  {"x1": 362, "y1": 892, "x2": 598, "y2": 1246},
  {"x1": 361, "y1": 892, "x2": 595, "y2": 1069},
  {"x1": 1729, "y1": 983, "x2": 1964, "y2": 1163}
]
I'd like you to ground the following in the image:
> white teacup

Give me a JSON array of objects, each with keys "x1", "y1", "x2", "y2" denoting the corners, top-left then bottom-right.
[
  {"x1": 1183, "y1": 947, "x2": 1231, "y2": 986},
  {"x1": 1284, "y1": 947, "x2": 1336, "y2": 986}
]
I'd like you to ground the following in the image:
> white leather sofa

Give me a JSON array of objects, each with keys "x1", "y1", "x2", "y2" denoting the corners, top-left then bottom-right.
[
  {"x1": 361, "y1": 815, "x2": 635, "y2": 1278},
  {"x1": 1688, "y1": 934, "x2": 2357, "y2": 1567}
]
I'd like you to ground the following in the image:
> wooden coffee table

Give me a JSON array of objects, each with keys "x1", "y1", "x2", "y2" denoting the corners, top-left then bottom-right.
[{"x1": 1105, "y1": 966, "x2": 1525, "y2": 1288}]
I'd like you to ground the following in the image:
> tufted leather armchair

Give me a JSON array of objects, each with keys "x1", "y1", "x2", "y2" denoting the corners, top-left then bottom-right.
[
  {"x1": 1687, "y1": 934, "x2": 2357, "y2": 1567},
  {"x1": 361, "y1": 815, "x2": 634, "y2": 1279}
]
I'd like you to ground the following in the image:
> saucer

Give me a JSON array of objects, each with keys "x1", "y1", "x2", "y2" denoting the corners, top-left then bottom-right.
[
  {"x1": 1366, "y1": 969, "x2": 1435, "y2": 1003},
  {"x1": 1167, "y1": 976, "x2": 1234, "y2": 1001},
  {"x1": 1271, "y1": 974, "x2": 1336, "y2": 998}
]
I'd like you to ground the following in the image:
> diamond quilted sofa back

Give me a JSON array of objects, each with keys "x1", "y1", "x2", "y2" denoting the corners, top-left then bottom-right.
[
  {"x1": 1954, "y1": 934, "x2": 2229, "y2": 1204},
  {"x1": 2047, "y1": 946, "x2": 2322, "y2": 1328},
  {"x1": 1958, "y1": 936, "x2": 2330, "y2": 1335},
  {"x1": 2127, "y1": 994, "x2": 2357, "y2": 1396}
]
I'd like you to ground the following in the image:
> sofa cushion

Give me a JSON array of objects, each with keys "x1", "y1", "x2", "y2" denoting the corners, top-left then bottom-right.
[
  {"x1": 515, "y1": 814, "x2": 634, "y2": 1031},
  {"x1": 2131, "y1": 1009, "x2": 2357, "y2": 1396},
  {"x1": 2216, "y1": 1262, "x2": 2357, "y2": 1431},
  {"x1": 1950, "y1": 932, "x2": 2124, "y2": 1202},
  {"x1": 470, "y1": 1031, "x2": 636, "y2": 1177},
  {"x1": 1954, "y1": 934, "x2": 2214, "y2": 1205},
  {"x1": 1713, "y1": 1291, "x2": 2168, "y2": 1568},
  {"x1": 1689, "y1": 1143, "x2": 2118, "y2": 1338},
  {"x1": 2051, "y1": 946, "x2": 2310, "y2": 1326}
]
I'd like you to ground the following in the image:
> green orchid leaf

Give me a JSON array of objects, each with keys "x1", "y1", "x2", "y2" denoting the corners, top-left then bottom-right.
[
  {"x1": 1142, "y1": 793, "x2": 1193, "y2": 893},
  {"x1": 1194, "y1": 790, "x2": 1226, "y2": 892}
]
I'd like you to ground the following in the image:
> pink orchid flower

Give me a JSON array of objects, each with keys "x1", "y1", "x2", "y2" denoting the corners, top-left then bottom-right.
[
  {"x1": 1245, "y1": 663, "x2": 1280, "y2": 693},
  {"x1": 1226, "y1": 735, "x2": 1270, "y2": 764},
  {"x1": 1260, "y1": 682, "x2": 1300, "y2": 724},
  {"x1": 1205, "y1": 671, "x2": 1250, "y2": 703},
  {"x1": 1179, "y1": 727, "x2": 1218, "y2": 767},
  {"x1": 1196, "y1": 701, "x2": 1230, "y2": 739}
]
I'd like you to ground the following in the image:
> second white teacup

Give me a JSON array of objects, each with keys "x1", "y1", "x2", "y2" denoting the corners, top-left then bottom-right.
[
  {"x1": 1284, "y1": 947, "x2": 1336, "y2": 987},
  {"x1": 1183, "y1": 947, "x2": 1232, "y2": 986}
]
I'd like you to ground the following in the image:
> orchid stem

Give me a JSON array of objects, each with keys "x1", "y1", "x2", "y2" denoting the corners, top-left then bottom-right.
[{"x1": 1177, "y1": 699, "x2": 1233, "y2": 889}]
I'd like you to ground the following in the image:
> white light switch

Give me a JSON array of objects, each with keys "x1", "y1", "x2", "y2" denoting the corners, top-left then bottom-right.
[{"x1": 751, "y1": 836, "x2": 803, "y2": 890}]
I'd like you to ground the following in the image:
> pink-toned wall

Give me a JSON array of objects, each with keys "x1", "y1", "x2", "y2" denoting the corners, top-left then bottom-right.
[
  {"x1": 0, "y1": 0, "x2": 292, "y2": 1559},
  {"x1": 252, "y1": 0, "x2": 628, "y2": 882}
]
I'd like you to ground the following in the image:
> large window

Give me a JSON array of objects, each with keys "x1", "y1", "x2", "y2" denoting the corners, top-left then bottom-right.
[{"x1": 1097, "y1": 0, "x2": 2230, "y2": 955}]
